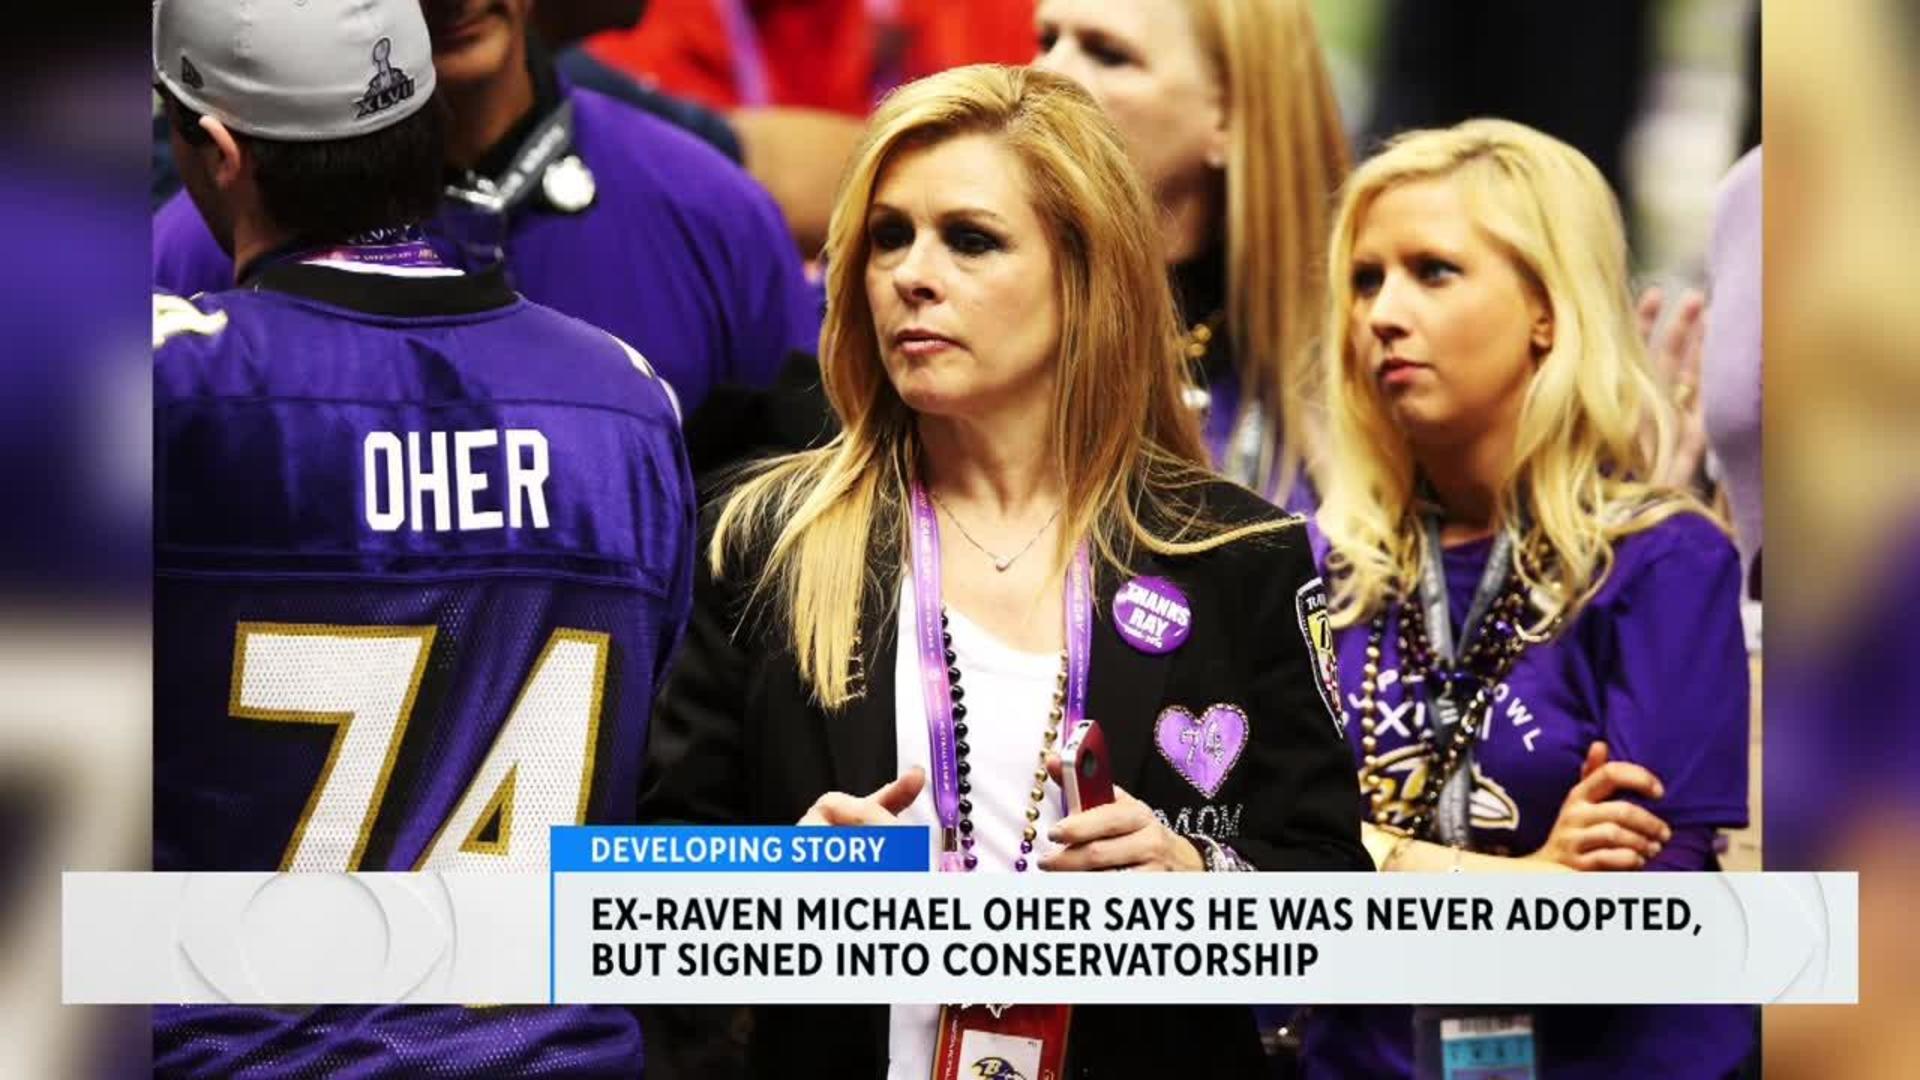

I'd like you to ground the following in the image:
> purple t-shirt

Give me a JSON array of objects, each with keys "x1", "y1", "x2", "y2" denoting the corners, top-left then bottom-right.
[
  {"x1": 1304, "y1": 511, "x2": 1753, "y2": 1079},
  {"x1": 151, "y1": 84, "x2": 820, "y2": 417}
]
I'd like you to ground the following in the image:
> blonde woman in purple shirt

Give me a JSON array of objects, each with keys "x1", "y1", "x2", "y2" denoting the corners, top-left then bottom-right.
[{"x1": 1307, "y1": 120, "x2": 1753, "y2": 1078}]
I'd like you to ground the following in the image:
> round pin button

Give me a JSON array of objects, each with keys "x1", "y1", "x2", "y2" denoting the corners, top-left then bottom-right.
[{"x1": 1113, "y1": 576, "x2": 1192, "y2": 655}]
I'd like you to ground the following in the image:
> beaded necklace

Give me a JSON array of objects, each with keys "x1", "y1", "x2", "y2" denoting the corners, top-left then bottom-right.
[
  {"x1": 907, "y1": 480, "x2": 1092, "y2": 874},
  {"x1": 1353, "y1": 544, "x2": 1562, "y2": 841},
  {"x1": 939, "y1": 609, "x2": 1068, "y2": 872}
]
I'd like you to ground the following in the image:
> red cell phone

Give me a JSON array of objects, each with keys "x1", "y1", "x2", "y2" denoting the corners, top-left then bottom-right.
[{"x1": 1059, "y1": 719, "x2": 1114, "y2": 816}]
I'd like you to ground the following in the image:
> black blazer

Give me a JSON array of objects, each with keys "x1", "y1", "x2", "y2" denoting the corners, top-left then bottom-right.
[{"x1": 637, "y1": 478, "x2": 1370, "y2": 1079}]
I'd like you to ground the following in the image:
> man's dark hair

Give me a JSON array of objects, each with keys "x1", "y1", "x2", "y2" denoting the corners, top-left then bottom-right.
[{"x1": 162, "y1": 89, "x2": 447, "y2": 243}]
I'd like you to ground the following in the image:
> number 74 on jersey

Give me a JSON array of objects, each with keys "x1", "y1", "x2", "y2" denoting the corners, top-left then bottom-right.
[{"x1": 229, "y1": 622, "x2": 609, "y2": 873}]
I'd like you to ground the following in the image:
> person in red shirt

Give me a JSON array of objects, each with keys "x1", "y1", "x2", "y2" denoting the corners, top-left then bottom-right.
[{"x1": 588, "y1": 0, "x2": 1036, "y2": 115}]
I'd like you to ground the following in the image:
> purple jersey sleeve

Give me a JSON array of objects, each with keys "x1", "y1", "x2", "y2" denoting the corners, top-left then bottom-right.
[{"x1": 1597, "y1": 513, "x2": 1751, "y2": 830}]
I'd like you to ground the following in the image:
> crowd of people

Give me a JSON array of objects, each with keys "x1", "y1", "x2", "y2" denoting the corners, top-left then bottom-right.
[{"x1": 150, "y1": 1, "x2": 1761, "y2": 1077}]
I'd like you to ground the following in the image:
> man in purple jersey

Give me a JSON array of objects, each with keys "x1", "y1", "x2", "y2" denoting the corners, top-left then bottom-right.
[
  {"x1": 152, "y1": 2, "x2": 693, "y2": 1076},
  {"x1": 153, "y1": 0, "x2": 822, "y2": 427}
]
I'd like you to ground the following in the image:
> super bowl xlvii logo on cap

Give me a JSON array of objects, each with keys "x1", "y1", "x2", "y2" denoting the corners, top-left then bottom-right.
[{"x1": 354, "y1": 37, "x2": 416, "y2": 120}]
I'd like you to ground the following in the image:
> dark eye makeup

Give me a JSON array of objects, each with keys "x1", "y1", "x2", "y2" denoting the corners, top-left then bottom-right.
[{"x1": 944, "y1": 224, "x2": 1002, "y2": 256}]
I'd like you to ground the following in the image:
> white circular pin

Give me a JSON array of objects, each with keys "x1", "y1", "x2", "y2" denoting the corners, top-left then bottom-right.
[{"x1": 542, "y1": 154, "x2": 597, "y2": 213}]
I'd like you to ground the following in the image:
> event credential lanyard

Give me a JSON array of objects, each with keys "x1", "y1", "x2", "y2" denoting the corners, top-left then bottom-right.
[
  {"x1": 438, "y1": 99, "x2": 583, "y2": 271},
  {"x1": 1416, "y1": 513, "x2": 1514, "y2": 848},
  {"x1": 442, "y1": 98, "x2": 577, "y2": 217},
  {"x1": 300, "y1": 230, "x2": 453, "y2": 275},
  {"x1": 907, "y1": 482, "x2": 1091, "y2": 873},
  {"x1": 240, "y1": 228, "x2": 453, "y2": 285}
]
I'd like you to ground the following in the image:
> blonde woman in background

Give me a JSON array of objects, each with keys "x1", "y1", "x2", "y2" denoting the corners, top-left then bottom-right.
[
  {"x1": 1034, "y1": 0, "x2": 1348, "y2": 509},
  {"x1": 640, "y1": 64, "x2": 1367, "y2": 1079},
  {"x1": 1306, "y1": 120, "x2": 1753, "y2": 1078}
]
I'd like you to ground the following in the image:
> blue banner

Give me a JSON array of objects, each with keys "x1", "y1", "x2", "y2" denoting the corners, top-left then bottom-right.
[{"x1": 550, "y1": 825, "x2": 931, "y2": 873}]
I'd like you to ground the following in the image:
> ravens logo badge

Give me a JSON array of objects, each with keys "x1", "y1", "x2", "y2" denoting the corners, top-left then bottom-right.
[
  {"x1": 970, "y1": 1056, "x2": 1027, "y2": 1080},
  {"x1": 1296, "y1": 577, "x2": 1342, "y2": 734}
]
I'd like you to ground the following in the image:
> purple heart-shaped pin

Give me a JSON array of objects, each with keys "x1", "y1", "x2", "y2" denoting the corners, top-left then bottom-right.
[{"x1": 1153, "y1": 704, "x2": 1249, "y2": 799}]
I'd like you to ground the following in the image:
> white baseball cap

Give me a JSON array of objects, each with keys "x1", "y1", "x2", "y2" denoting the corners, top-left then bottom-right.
[{"x1": 153, "y1": 0, "x2": 438, "y2": 141}]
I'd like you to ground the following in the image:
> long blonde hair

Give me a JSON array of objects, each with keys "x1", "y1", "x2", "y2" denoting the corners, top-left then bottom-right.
[
  {"x1": 1317, "y1": 119, "x2": 1712, "y2": 631},
  {"x1": 1182, "y1": 0, "x2": 1350, "y2": 493},
  {"x1": 712, "y1": 64, "x2": 1282, "y2": 708}
]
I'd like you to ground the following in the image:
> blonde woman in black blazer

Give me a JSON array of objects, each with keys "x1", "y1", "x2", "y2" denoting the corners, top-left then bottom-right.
[{"x1": 639, "y1": 65, "x2": 1368, "y2": 1079}]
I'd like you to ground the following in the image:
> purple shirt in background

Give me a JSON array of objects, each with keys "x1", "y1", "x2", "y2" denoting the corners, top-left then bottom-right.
[
  {"x1": 151, "y1": 84, "x2": 821, "y2": 417},
  {"x1": 1304, "y1": 512, "x2": 1754, "y2": 1079},
  {"x1": 0, "y1": 166, "x2": 149, "y2": 595},
  {"x1": 1768, "y1": 525, "x2": 1920, "y2": 868},
  {"x1": 1201, "y1": 368, "x2": 1318, "y2": 516},
  {"x1": 1702, "y1": 146, "x2": 1763, "y2": 593}
]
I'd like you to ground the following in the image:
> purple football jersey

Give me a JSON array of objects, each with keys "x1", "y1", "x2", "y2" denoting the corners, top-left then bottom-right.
[
  {"x1": 154, "y1": 258, "x2": 694, "y2": 1077},
  {"x1": 152, "y1": 82, "x2": 821, "y2": 417},
  {"x1": 1305, "y1": 511, "x2": 1754, "y2": 1079}
]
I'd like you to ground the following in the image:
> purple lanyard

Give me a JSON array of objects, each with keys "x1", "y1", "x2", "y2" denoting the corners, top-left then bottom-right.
[
  {"x1": 716, "y1": 0, "x2": 771, "y2": 108},
  {"x1": 907, "y1": 483, "x2": 1092, "y2": 872}
]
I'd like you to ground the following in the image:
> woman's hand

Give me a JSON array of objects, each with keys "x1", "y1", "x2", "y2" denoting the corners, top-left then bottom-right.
[
  {"x1": 1037, "y1": 755, "x2": 1205, "y2": 872},
  {"x1": 798, "y1": 767, "x2": 926, "y2": 826},
  {"x1": 1637, "y1": 284, "x2": 1711, "y2": 491},
  {"x1": 1531, "y1": 741, "x2": 1674, "y2": 871}
]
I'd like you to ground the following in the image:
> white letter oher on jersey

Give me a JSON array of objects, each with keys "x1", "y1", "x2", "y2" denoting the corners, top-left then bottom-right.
[{"x1": 363, "y1": 429, "x2": 550, "y2": 532}]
